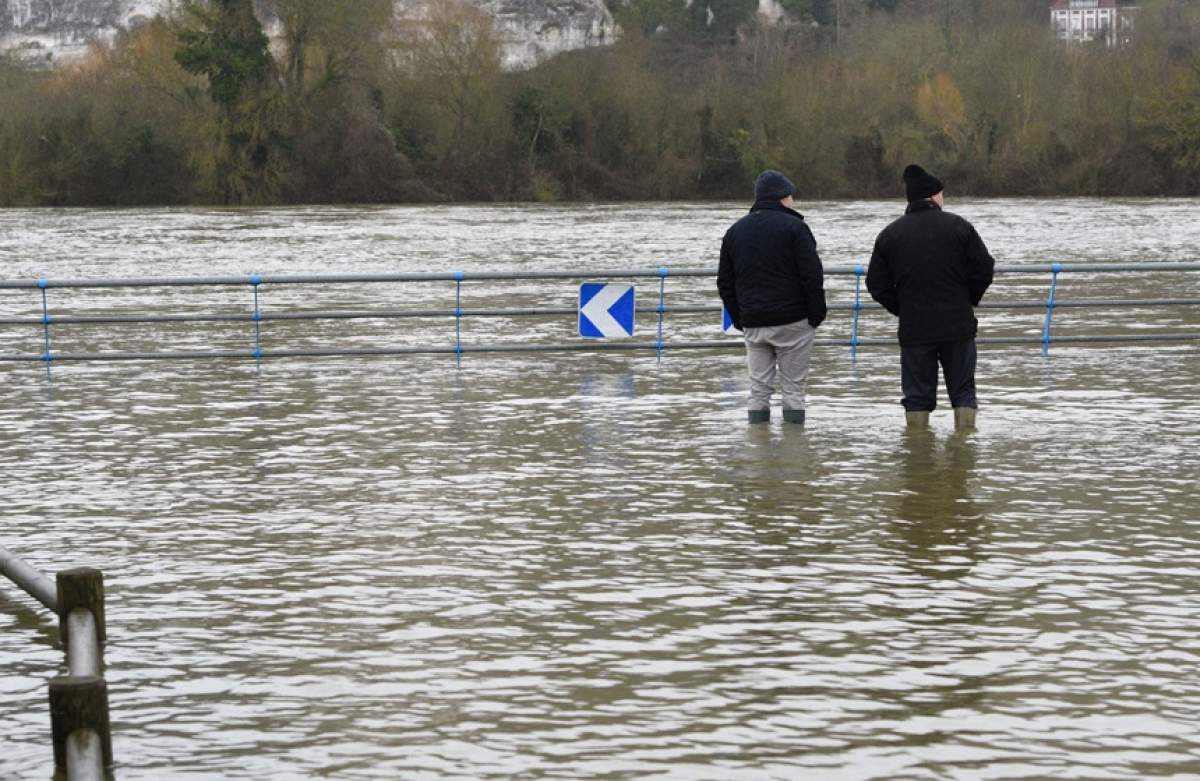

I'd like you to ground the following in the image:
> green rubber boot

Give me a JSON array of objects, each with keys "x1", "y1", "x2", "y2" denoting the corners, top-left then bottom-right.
[
  {"x1": 748, "y1": 409, "x2": 770, "y2": 424},
  {"x1": 782, "y1": 409, "x2": 805, "y2": 425},
  {"x1": 954, "y1": 406, "x2": 977, "y2": 429},
  {"x1": 905, "y1": 410, "x2": 930, "y2": 429}
]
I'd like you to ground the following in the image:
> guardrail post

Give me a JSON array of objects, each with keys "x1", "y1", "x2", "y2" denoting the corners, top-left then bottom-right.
[
  {"x1": 48, "y1": 676, "x2": 113, "y2": 772},
  {"x1": 250, "y1": 274, "x2": 264, "y2": 366},
  {"x1": 851, "y1": 264, "x2": 864, "y2": 360},
  {"x1": 57, "y1": 568, "x2": 105, "y2": 645},
  {"x1": 453, "y1": 271, "x2": 465, "y2": 367},
  {"x1": 1042, "y1": 262, "x2": 1062, "y2": 356},
  {"x1": 656, "y1": 266, "x2": 669, "y2": 362},
  {"x1": 38, "y1": 278, "x2": 53, "y2": 376},
  {"x1": 65, "y1": 729, "x2": 105, "y2": 781}
]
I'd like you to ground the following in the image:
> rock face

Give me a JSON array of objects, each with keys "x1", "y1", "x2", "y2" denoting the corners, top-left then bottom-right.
[
  {"x1": 0, "y1": 0, "x2": 617, "y2": 70},
  {"x1": 481, "y1": 0, "x2": 615, "y2": 70},
  {"x1": 1, "y1": 0, "x2": 164, "y2": 64}
]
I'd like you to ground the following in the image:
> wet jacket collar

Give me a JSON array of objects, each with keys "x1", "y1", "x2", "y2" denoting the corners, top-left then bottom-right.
[
  {"x1": 750, "y1": 198, "x2": 804, "y2": 219},
  {"x1": 905, "y1": 199, "x2": 942, "y2": 215}
]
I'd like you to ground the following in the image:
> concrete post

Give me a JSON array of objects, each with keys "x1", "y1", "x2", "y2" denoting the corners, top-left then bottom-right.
[
  {"x1": 57, "y1": 568, "x2": 105, "y2": 644},
  {"x1": 48, "y1": 675, "x2": 113, "y2": 770}
]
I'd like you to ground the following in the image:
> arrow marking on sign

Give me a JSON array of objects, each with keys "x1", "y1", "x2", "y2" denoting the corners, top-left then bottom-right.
[
  {"x1": 580, "y1": 284, "x2": 634, "y2": 337},
  {"x1": 722, "y1": 306, "x2": 742, "y2": 335}
]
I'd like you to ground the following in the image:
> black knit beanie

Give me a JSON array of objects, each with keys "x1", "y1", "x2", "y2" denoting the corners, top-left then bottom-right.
[
  {"x1": 754, "y1": 170, "x2": 797, "y2": 201},
  {"x1": 903, "y1": 164, "x2": 943, "y2": 202}
]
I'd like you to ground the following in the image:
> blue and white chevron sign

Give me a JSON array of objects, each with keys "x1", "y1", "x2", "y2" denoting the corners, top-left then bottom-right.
[
  {"x1": 579, "y1": 283, "x2": 636, "y2": 338},
  {"x1": 722, "y1": 306, "x2": 742, "y2": 335}
]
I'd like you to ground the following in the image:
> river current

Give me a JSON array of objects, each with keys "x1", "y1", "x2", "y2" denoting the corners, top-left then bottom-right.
[{"x1": 1, "y1": 200, "x2": 1198, "y2": 779}]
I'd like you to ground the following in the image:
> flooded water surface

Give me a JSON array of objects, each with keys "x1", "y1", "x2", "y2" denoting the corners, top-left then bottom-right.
[{"x1": 1, "y1": 201, "x2": 1198, "y2": 779}]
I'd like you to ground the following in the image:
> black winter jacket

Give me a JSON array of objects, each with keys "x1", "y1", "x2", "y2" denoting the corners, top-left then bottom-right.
[
  {"x1": 717, "y1": 200, "x2": 827, "y2": 330},
  {"x1": 866, "y1": 201, "x2": 995, "y2": 346}
]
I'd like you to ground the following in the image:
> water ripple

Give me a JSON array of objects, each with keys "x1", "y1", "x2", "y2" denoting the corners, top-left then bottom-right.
[{"x1": 2, "y1": 203, "x2": 1199, "y2": 779}]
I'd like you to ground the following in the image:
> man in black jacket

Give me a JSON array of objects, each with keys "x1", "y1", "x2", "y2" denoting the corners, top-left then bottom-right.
[
  {"x1": 866, "y1": 164, "x2": 995, "y2": 429},
  {"x1": 718, "y1": 170, "x2": 828, "y2": 425}
]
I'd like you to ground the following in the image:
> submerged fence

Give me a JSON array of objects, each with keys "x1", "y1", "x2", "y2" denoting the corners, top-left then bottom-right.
[
  {"x1": 0, "y1": 547, "x2": 112, "y2": 779},
  {"x1": 0, "y1": 262, "x2": 1198, "y2": 365}
]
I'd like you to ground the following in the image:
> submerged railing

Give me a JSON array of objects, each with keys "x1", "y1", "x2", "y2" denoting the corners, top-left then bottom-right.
[
  {"x1": 0, "y1": 263, "x2": 1197, "y2": 365},
  {"x1": 0, "y1": 547, "x2": 113, "y2": 779}
]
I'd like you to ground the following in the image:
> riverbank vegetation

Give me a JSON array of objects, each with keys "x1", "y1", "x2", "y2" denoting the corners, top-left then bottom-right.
[{"x1": 1, "y1": 0, "x2": 1198, "y2": 205}]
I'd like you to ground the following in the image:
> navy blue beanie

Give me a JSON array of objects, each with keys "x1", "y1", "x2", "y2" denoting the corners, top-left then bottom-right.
[
  {"x1": 903, "y1": 164, "x2": 943, "y2": 201},
  {"x1": 754, "y1": 170, "x2": 797, "y2": 202}
]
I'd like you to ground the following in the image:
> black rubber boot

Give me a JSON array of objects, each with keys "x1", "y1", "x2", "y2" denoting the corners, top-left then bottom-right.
[
  {"x1": 747, "y1": 409, "x2": 770, "y2": 424},
  {"x1": 782, "y1": 408, "x2": 805, "y2": 425}
]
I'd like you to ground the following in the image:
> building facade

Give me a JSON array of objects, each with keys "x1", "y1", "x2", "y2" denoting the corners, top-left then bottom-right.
[{"x1": 1051, "y1": 0, "x2": 1137, "y2": 46}]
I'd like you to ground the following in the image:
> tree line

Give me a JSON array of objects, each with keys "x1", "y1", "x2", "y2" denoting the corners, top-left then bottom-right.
[{"x1": 0, "y1": 0, "x2": 1198, "y2": 206}]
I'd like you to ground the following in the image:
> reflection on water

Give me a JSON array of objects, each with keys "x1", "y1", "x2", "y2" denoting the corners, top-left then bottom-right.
[
  {"x1": 1, "y1": 203, "x2": 1200, "y2": 779},
  {"x1": 889, "y1": 430, "x2": 989, "y2": 580}
]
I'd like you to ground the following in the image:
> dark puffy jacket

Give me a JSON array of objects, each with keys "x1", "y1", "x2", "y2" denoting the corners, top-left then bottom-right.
[
  {"x1": 866, "y1": 200, "x2": 995, "y2": 345},
  {"x1": 717, "y1": 200, "x2": 827, "y2": 330}
]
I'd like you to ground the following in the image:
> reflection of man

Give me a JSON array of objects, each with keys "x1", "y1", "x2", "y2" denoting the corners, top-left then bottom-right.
[
  {"x1": 891, "y1": 429, "x2": 987, "y2": 579},
  {"x1": 867, "y1": 164, "x2": 994, "y2": 429},
  {"x1": 718, "y1": 170, "x2": 827, "y2": 425}
]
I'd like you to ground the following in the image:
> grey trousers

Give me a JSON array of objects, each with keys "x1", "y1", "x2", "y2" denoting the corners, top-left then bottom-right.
[{"x1": 743, "y1": 320, "x2": 815, "y2": 411}]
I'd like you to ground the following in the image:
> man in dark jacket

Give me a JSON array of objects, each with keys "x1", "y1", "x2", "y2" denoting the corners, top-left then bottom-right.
[
  {"x1": 866, "y1": 164, "x2": 995, "y2": 429},
  {"x1": 718, "y1": 170, "x2": 828, "y2": 425}
]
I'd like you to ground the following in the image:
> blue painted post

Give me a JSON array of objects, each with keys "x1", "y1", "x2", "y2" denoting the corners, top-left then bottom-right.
[
  {"x1": 39, "y1": 280, "x2": 52, "y2": 359},
  {"x1": 453, "y1": 271, "x2": 465, "y2": 368},
  {"x1": 656, "y1": 266, "x2": 669, "y2": 363},
  {"x1": 38, "y1": 279, "x2": 52, "y2": 377},
  {"x1": 851, "y1": 265, "x2": 864, "y2": 360},
  {"x1": 250, "y1": 275, "x2": 263, "y2": 364},
  {"x1": 1042, "y1": 263, "x2": 1061, "y2": 356}
]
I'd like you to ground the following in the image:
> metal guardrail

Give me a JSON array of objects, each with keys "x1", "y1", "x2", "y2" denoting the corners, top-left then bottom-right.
[
  {"x1": 0, "y1": 263, "x2": 1197, "y2": 364},
  {"x1": 0, "y1": 546, "x2": 58, "y2": 611},
  {"x1": 1, "y1": 547, "x2": 112, "y2": 779}
]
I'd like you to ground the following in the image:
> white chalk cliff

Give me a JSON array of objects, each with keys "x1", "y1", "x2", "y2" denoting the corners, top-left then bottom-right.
[{"x1": 0, "y1": 0, "x2": 617, "y2": 70}]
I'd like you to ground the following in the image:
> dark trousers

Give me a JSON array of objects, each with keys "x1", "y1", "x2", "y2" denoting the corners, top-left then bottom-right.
[{"x1": 900, "y1": 339, "x2": 978, "y2": 412}]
